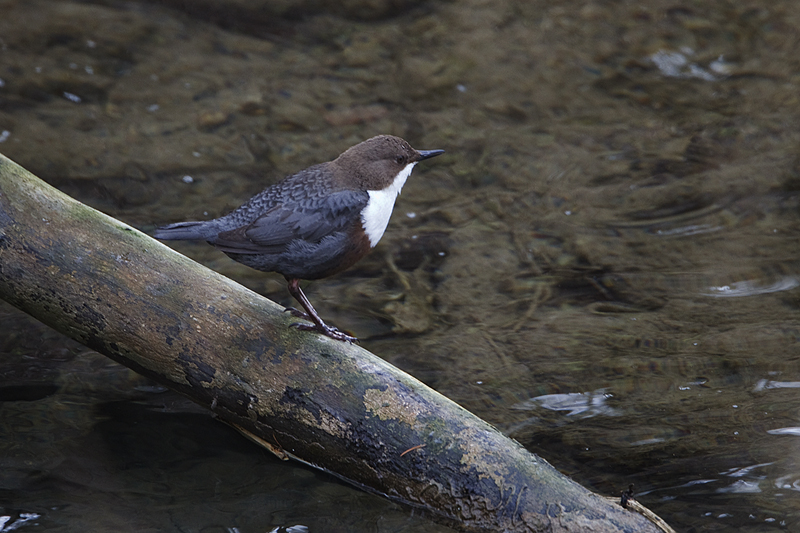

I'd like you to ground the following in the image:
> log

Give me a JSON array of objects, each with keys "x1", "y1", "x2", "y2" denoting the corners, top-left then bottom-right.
[{"x1": 0, "y1": 153, "x2": 668, "y2": 533}]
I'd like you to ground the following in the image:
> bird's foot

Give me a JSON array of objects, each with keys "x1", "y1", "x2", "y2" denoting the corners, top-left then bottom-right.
[
  {"x1": 284, "y1": 306, "x2": 310, "y2": 320},
  {"x1": 289, "y1": 321, "x2": 358, "y2": 344}
]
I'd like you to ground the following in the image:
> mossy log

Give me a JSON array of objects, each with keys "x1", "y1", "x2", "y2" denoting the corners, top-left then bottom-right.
[{"x1": 0, "y1": 153, "x2": 667, "y2": 533}]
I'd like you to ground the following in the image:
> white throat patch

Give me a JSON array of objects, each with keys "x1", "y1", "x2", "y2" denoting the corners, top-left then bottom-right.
[{"x1": 361, "y1": 162, "x2": 417, "y2": 247}]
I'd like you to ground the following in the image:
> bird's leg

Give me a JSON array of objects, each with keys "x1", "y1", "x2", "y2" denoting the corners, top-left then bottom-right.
[
  {"x1": 285, "y1": 278, "x2": 358, "y2": 343},
  {"x1": 282, "y1": 279, "x2": 311, "y2": 320}
]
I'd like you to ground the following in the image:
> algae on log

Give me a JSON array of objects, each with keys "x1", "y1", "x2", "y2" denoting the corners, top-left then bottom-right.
[{"x1": 0, "y1": 153, "x2": 667, "y2": 533}]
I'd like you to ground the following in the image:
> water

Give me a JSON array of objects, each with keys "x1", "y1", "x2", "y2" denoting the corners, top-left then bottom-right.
[{"x1": 2, "y1": 0, "x2": 800, "y2": 531}]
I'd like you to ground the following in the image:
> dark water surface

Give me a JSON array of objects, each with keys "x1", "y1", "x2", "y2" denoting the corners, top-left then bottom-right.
[{"x1": 2, "y1": 0, "x2": 800, "y2": 531}]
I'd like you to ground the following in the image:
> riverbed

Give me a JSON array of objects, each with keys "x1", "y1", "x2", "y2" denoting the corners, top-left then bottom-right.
[{"x1": 1, "y1": 1, "x2": 799, "y2": 531}]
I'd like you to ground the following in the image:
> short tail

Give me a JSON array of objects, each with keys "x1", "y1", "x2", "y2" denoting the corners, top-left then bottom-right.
[{"x1": 153, "y1": 221, "x2": 218, "y2": 241}]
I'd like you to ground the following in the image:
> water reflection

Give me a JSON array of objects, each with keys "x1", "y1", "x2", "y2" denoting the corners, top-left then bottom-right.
[
  {"x1": 512, "y1": 388, "x2": 621, "y2": 418},
  {"x1": 768, "y1": 427, "x2": 800, "y2": 436},
  {"x1": 0, "y1": 513, "x2": 40, "y2": 531},
  {"x1": 754, "y1": 380, "x2": 800, "y2": 392},
  {"x1": 2, "y1": 0, "x2": 800, "y2": 531},
  {"x1": 706, "y1": 277, "x2": 800, "y2": 298},
  {"x1": 650, "y1": 48, "x2": 733, "y2": 81}
]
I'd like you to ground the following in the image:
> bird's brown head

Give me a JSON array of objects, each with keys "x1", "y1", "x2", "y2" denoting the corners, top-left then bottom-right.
[{"x1": 332, "y1": 135, "x2": 443, "y2": 191}]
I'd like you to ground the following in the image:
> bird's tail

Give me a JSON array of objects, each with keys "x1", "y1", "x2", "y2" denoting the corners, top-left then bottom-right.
[{"x1": 153, "y1": 221, "x2": 218, "y2": 241}]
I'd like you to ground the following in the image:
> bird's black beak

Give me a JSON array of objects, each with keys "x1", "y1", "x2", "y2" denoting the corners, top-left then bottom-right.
[{"x1": 417, "y1": 149, "x2": 445, "y2": 161}]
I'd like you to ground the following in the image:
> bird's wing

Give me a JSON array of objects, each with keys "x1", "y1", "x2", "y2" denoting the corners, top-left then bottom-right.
[{"x1": 211, "y1": 190, "x2": 369, "y2": 254}]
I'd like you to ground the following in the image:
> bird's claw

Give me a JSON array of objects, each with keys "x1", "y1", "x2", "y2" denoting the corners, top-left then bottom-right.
[
  {"x1": 289, "y1": 321, "x2": 358, "y2": 344},
  {"x1": 284, "y1": 307, "x2": 310, "y2": 320}
]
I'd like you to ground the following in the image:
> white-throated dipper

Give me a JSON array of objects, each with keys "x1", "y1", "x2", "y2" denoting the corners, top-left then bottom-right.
[{"x1": 154, "y1": 135, "x2": 443, "y2": 343}]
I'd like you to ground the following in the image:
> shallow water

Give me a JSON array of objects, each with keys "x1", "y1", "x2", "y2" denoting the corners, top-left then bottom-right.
[{"x1": 2, "y1": 0, "x2": 800, "y2": 531}]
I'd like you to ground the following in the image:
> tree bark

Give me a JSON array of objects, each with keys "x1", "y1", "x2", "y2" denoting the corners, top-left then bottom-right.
[{"x1": 0, "y1": 153, "x2": 667, "y2": 533}]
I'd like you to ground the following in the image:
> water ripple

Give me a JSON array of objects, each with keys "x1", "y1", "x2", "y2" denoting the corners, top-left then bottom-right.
[
  {"x1": 705, "y1": 277, "x2": 800, "y2": 298},
  {"x1": 512, "y1": 388, "x2": 621, "y2": 418}
]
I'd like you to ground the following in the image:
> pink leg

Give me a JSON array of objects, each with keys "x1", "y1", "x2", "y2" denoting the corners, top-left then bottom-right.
[{"x1": 285, "y1": 278, "x2": 357, "y2": 343}]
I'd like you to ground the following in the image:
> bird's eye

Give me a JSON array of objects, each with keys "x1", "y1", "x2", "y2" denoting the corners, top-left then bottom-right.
[{"x1": 395, "y1": 155, "x2": 406, "y2": 165}]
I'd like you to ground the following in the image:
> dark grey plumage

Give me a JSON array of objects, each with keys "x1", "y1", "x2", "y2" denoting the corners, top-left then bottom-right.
[
  {"x1": 154, "y1": 135, "x2": 443, "y2": 342},
  {"x1": 155, "y1": 165, "x2": 369, "y2": 280}
]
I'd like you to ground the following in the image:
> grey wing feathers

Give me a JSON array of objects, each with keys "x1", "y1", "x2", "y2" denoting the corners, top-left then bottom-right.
[{"x1": 211, "y1": 189, "x2": 368, "y2": 254}]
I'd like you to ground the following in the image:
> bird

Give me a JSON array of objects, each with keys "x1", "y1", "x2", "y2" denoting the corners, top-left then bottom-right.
[{"x1": 154, "y1": 135, "x2": 444, "y2": 343}]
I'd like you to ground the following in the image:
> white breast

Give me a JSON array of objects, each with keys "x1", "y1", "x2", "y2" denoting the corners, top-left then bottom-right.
[{"x1": 361, "y1": 162, "x2": 417, "y2": 247}]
